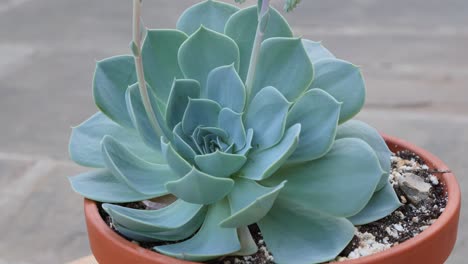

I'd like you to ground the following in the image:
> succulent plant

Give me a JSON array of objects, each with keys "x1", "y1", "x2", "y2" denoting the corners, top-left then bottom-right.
[{"x1": 69, "y1": 1, "x2": 401, "y2": 263}]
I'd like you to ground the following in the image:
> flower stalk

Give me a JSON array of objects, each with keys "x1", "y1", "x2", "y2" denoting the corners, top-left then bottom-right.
[
  {"x1": 131, "y1": 0, "x2": 164, "y2": 137},
  {"x1": 245, "y1": 0, "x2": 270, "y2": 101}
]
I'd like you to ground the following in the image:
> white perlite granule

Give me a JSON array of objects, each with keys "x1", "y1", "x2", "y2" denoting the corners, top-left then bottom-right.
[
  {"x1": 332, "y1": 230, "x2": 393, "y2": 262},
  {"x1": 348, "y1": 231, "x2": 392, "y2": 259}
]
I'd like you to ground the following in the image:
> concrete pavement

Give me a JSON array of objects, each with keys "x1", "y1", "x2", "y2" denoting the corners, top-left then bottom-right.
[{"x1": 0, "y1": 0, "x2": 466, "y2": 263}]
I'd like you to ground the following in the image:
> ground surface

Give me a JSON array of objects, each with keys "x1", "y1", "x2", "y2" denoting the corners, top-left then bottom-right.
[{"x1": 0, "y1": 0, "x2": 466, "y2": 263}]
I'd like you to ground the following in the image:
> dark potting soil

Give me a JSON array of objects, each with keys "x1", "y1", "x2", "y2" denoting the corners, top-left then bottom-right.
[{"x1": 98, "y1": 150, "x2": 448, "y2": 264}]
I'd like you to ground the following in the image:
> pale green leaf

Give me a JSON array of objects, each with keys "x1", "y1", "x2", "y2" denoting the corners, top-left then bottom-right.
[
  {"x1": 225, "y1": 6, "x2": 293, "y2": 81},
  {"x1": 348, "y1": 182, "x2": 401, "y2": 225},
  {"x1": 205, "y1": 64, "x2": 246, "y2": 113},
  {"x1": 102, "y1": 200, "x2": 206, "y2": 241},
  {"x1": 69, "y1": 112, "x2": 163, "y2": 168},
  {"x1": 69, "y1": 170, "x2": 154, "y2": 203},
  {"x1": 258, "y1": 202, "x2": 355, "y2": 264},
  {"x1": 284, "y1": 0, "x2": 302, "y2": 12},
  {"x1": 125, "y1": 83, "x2": 171, "y2": 149},
  {"x1": 93, "y1": 55, "x2": 136, "y2": 128},
  {"x1": 195, "y1": 151, "x2": 247, "y2": 178},
  {"x1": 265, "y1": 138, "x2": 383, "y2": 218},
  {"x1": 336, "y1": 120, "x2": 392, "y2": 191},
  {"x1": 178, "y1": 26, "x2": 239, "y2": 91},
  {"x1": 101, "y1": 136, "x2": 177, "y2": 196},
  {"x1": 155, "y1": 199, "x2": 241, "y2": 261},
  {"x1": 218, "y1": 108, "x2": 247, "y2": 151},
  {"x1": 182, "y1": 98, "x2": 221, "y2": 134},
  {"x1": 172, "y1": 123, "x2": 197, "y2": 162},
  {"x1": 220, "y1": 178, "x2": 286, "y2": 228},
  {"x1": 311, "y1": 58, "x2": 365, "y2": 123},
  {"x1": 245, "y1": 86, "x2": 291, "y2": 150},
  {"x1": 112, "y1": 221, "x2": 203, "y2": 242},
  {"x1": 251, "y1": 37, "x2": 313, "y2": 102},
  {"x1": 286, "y1": 89, "x2": 341, "y2": 163},
  {"x1": 142, "y1": 30, "x2": 188, "y2": 104},
  {"x1": 177, "y1": 0, "x2": 239, "y2": 35},
  {"x1": 161, "y1": 138, "x2": 192, "y2": 177},
  {"x1": 232, "y1": 226, "x2": 258, "y2": 256},
  {"x1": 239, "y1": 124, "x2": 301, "y2": 181},
  {"x1": 165, "y1": 79, "x2": 201, "y2": 130},
  {"x1": 165, "y1": 167, "x2": 234, "y2": 204},
  {"x1": 302, "y1": 39, "x2": 335, "y2": 63}
]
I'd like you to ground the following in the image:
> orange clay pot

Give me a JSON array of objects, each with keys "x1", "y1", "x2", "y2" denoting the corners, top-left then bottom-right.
[{"x1": 84, "y1": 135, "x2": 461, "y2": 264}]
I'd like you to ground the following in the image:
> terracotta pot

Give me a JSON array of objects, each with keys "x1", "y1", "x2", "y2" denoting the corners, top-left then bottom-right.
[{"x1": 84, "y1": 135, "x2": 461, "y2": 264}]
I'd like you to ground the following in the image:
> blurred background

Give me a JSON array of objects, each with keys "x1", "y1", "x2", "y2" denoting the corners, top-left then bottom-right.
[{"x1": 0, "y1": 0, "x2": 466, "y2": 263}]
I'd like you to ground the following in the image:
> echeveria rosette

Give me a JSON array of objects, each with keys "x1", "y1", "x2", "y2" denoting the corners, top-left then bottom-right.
[{"x1": 68, "y1": 1, "x2": 400, "y2": 263}]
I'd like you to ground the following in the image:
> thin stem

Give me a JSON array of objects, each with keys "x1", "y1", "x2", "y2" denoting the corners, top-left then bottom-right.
[
  {"x1": 245, "y1": 0, "x2": 270, "y2": 100},
  {"x1": 132, "y1": 0, "x2": 164, "y2": 137}
]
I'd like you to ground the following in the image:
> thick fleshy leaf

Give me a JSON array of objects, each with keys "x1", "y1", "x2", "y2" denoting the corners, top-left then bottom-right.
[
  {"x1": 258, "y1": 202, "x2": 355, "y2": 264},
  {"x1": 165, "y1": 79, "x2": 201, "y2": 130},
  {"x1": 142, "y1": 30, "x2": 188, "y2": 104},
  {"x1": 155, "y1": 199, "x2": 241, "y2": 261},
  {"x1": 302, "y1": 39, "x2": 335, "y2": 63},
  {"x1": 205, "y1": 64, "x2": 246, "y2": 113},
  {"x1": 69, "y1": 112, "x2": 163, "y2": 168},
  {"x1": 225, "y1": 6, "x2": 293, "y2": 81},
  {"x1": 286, "y1": 89, "x2": 341, "y2": 163},
  {"x1": 112, "y1": 220, "x2": 202, "y2": 242},
  {"x1": 102, "y1": 201, "x2": 206, "y2": 241},
  {"x1": 161, "y1": 138, "x2": 192, "y2": 177},
  {"x1": 348, "y1": 182, "x2": 401, "y2": 225},
  {"x1": 182, "y1": 98, "x2": 221, "y2": 134},
  {"x1": 336, "y1": 120, "x2": 392, "y2": 191},
  {"x1": 69, "y1": 170, "x2": 154, "y2": 203},
  {"x1": 195, "y1": 151, "x2": 246, "y2": 178},
  {"x1": 93, "y1": 55, "x2": 136, "y2": 128},
  {"x1": 176, "y1": 0, "x2": 239, "y2": 36},
  {"x1": 221, "y1": 179, "x2": 286, "y2": 228},
  {"x1": 245, "y1": 87, "x2": 291, "y2": 150},
  {"x1": 311, "y1": 58, "x2": 365, "y2": 123},
  {"x1": 251, "y1": 38, "x2": 313, "y2": 102},
  {"x1": 218, "y1": 108, "x2": 246, "y2": 151},
  {"x1": 172, "y1": 123, "x2": 197, "y2": 162},
  {"x1": 165, "y1": 167, "x2": 234, "y2": 204},
  {"x1": 126, "y1": 83, "x2": 171, "y2": 150},
  {"x1": 232, "y1": 226, "x2": 258, "y2": 256},
  {"x1": 103, "y1": 200, "x2": 204, "y2": 231},
  {"x1": 178, "y1": 26, "x2": 239, "y2": 90},
  {"x1": 265, "y1": 138, "x2": 383, "y2": 218},
  {"x1": 239, "y1": 124, "x2": 301, "y2": 181},
  {"x1": 237, "y1": 128, "x2": 254, "y2": 155},
  {"x1": 101, "y1": 136, "x2": 177, "y2": 196}
]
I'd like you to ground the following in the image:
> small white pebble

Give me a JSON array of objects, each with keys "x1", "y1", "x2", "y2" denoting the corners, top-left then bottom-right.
[
  {"x1": 412, "y1": 217, "x2": 420, "y2": 223},
  {"x1": 258, "y1": 239, "x2": 264, "y2": 245},
  {"x1": 348, "y1": 251, "x2": 359, "y2": 259},
  {"x1": 419, "y1": 226, "x2": 429, "y2": 231},
  {"x1": 394, "y1": 211, "x2": 405, "y2": 219},
  {"x1": 421, "y1": 165, "x2": 429, "y2": 170},
  {"x1": 385, "y1": 227, "x2": 399, "y2": 239},
  {"x1": 429, "y1": 175, "x2": 439, "y2": 185},
  {"x1": 267, "y1": 255, "x2": 274, "y2": 261},
  {"x1": 400, "y1": 196, "x2": 408, "y2": 204},
  {"x1": 440, "y1": 208, "x2": 445, "y2": 213},
  {"x1": 429, "y1": 219, "x2": 437, "y2": 224},
  {"x1": 393, "y1": 224, "x2": 404, "y2": 232}
]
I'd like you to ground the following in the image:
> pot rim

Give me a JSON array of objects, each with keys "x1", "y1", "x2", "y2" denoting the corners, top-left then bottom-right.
[{"x1": 84, "y1": 134, "x2": 461, "y2": 264}]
